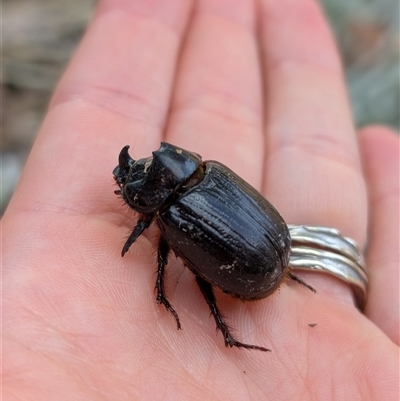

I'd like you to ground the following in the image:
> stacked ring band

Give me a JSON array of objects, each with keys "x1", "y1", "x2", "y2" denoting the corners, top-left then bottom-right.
[{"x1": 288, "y1": 225, "x2": 368, "y2": 309}]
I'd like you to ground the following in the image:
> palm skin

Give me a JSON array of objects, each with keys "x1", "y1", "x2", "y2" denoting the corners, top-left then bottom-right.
[{"x1": 3, "y1": 0, "x2": 399, "y2": 400}]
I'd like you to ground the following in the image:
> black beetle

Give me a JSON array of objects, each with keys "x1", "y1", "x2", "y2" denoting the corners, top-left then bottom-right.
[{"x1": 113, "y1": 142, "x2": 314, "y2": 352}]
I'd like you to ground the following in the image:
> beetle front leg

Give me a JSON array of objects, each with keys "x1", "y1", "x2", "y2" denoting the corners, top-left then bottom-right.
[
  {"x1": 195, "y1": 276, "x2": 270, "y2": 352},
  {"x1": 121, "y1": 214, "x2": 153, "y2": 256},
  {"x1": 156, "y1": 236, "x2": 181, "y2": 330}
]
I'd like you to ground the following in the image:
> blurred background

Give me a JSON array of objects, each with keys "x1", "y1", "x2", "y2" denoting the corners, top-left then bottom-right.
[{"x1": 2, "y1": 0, "x2": 399, "y2": 214}]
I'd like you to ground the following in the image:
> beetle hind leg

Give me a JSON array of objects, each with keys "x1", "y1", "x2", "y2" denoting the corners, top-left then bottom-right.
[
  {"x1": 195, "y1": 276, "x2": 270, "y2": 352},
  {"x1": 156, "y1": 236, "x2": 182, "y2": 330},
  {"x1": 288, "y1": 272, "x2": 316, "y2": 293}
]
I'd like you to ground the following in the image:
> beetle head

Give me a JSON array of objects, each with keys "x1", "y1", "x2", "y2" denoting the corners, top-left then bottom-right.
[{"x1": 113, "y1": 143, "x2": 203, "y2": 214}]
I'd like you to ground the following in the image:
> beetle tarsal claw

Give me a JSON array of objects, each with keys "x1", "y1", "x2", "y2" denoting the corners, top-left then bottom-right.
[
  {"x1": 156, "y1": 295, "x2": 182, "y2": 330},
  {"x1": 223, "y1": 332, "x2": 271, "y2": 352}
]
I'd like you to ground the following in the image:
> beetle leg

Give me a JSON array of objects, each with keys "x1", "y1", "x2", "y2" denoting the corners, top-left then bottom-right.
[
  {"x1": 122, "y1": 214, "x2": 153, "y2": 256},
  {"x1": 288, "y1": 272, "x2": 316, "y2": 293},
  {"x1": 156, "y1": 236, "x2": 182, "y2": 330},
  {"x1": 195, "y1": 276, "x2": 270, "y2": 352}
]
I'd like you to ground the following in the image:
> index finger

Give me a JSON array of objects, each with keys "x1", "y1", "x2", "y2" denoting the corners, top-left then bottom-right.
[{"x1": 6, "y1": 0, "x2": 192, "y2": 216}]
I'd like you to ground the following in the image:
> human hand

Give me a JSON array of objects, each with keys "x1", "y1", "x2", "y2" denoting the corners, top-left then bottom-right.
[{"x1": 3, "y1": 1, "x2": 399, "y2": 400}]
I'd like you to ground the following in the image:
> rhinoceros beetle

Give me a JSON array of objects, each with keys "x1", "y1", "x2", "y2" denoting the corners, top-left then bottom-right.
[{"x1": 113, "y1": 143, "x2": 314, "y2": 352}]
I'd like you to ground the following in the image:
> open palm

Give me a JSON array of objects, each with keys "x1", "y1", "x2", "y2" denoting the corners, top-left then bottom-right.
[{"x1": 3, "y1": 1, "x2": 398, "y2": 400}]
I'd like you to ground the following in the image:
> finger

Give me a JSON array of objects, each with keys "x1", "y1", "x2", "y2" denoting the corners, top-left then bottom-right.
[
  {"x1": 6, "y1": 0, "x2": 193, "y2": 215},
  {"x1": 258, "y1": 0, "x2": 367, "y2": 246},
  {"x1": 360, "y1": 126, "x2": 399, "y2": 345},
  {"x1": 165, "y1": 0, "x2": 263, "y2": 186}
]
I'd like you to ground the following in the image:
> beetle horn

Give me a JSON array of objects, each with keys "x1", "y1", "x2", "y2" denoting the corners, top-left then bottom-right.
[
  {"x1": 119, "y1": 145, "x2": 135, "y2": 171},
  {"x1": 113, "y1": 145, "x2": 135, "y2": 183}
]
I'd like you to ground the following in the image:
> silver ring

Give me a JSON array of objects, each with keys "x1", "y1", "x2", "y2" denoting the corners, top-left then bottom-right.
[{"x1": 288, "y1": 225, "x2": 368, "y2": 309}]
